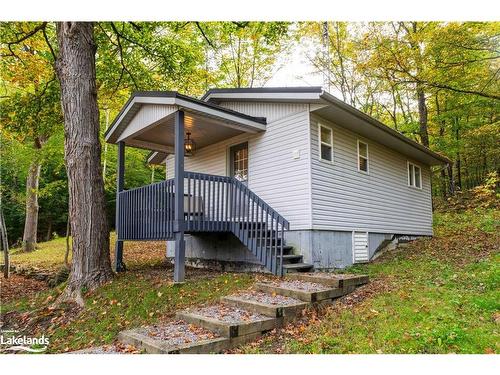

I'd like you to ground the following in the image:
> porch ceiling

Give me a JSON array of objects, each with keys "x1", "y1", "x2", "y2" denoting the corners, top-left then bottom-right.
[{"x1": 128, "y1": 110, "x2": 247, "y2": 153}]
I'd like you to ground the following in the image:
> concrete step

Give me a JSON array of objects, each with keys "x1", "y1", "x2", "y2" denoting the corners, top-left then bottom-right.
[
  {"x1": 221, "y1": 293, "x2": 308, "y2": 319},
  {"x1": 285, "y1": 273, "x2": 369, "y2": 288},
  {"x1": 256, "y1": 281, "x2": 345, "y2": 303},
  {"x1": 282, "y1": 245, "x2": 294, "y2": 255},
  {"x1": 283, "y1": 263, "x2": 314, "y2": 273},
  {"x1": 176, "y1": 305, "x2": 277, "y2": 338}
]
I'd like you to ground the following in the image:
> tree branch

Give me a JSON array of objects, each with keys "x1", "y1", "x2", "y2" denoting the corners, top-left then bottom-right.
[{"x1": 195, "y1": 22, "x2": 216, "y2": 49}]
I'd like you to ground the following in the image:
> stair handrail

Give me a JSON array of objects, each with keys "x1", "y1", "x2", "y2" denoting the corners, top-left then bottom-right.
[{"x1": 230, "y1": 177, "x2": 290, "y2": 230}]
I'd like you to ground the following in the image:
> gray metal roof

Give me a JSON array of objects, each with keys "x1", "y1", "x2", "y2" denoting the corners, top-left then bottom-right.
[{"x1": 201, "y1": 86, "x2": 322, "y2": 101}]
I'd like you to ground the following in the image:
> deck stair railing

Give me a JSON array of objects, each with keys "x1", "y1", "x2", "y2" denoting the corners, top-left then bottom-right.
[{"x1": 117, "y1": 171, "x2": 290, "y2": 275}]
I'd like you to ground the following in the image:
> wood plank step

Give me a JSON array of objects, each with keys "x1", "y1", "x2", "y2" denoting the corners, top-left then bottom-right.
[
  {"x1": 256, "y1": 281, "x2": 345, "y2": 303},
  {"x1": 221, "y1": 293, "x2": 308, "y2": 318},
  {"x1": 283, "y1": 263, "x2": 313, "y2": 272},
  {"x1": 176, "y1": 305, "x2": 277, "y2": 338},
  {"x1": 285, "y1": 273, "x2": 369, "y2": 288},
  {"x1": 279, "y1": 254, "x2": 303, "y2": 264},
  {"x1": 117, "y1": 324, "x2": 229, "y2": 354}
]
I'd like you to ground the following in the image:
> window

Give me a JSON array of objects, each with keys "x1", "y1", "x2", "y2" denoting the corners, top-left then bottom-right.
[
  {"x1": 319, "y1": 124, "x2": 333, "y2": 162},
  {"x1": 357, "y1": 140, "x2": 369, "y2": 173},
  {"x1": 407, "y1": 162, "x2": 422, "y2": 189}
]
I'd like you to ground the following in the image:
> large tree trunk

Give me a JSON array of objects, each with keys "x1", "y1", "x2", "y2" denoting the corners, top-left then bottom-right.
[
  {"x1": 55, "y1": 22, "x2": 112, "y2": 305},
  {"x1": 22, "y1": 160, "x2": 41, "y2": 252}
]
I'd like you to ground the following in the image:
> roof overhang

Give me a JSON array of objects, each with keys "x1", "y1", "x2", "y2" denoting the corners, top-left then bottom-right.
[
  {"x1": 202, "y1": 86, "x2": 325, "y2": 103},
  {"x1": 316, "y1": 91, "x2": 450, "y2": 166},
  {"x1": 105, "y1": 91, "x2": 267, "y2": 144},
  {"x1": 147, "y1": 151, "x2": 168, "y2": 165}
]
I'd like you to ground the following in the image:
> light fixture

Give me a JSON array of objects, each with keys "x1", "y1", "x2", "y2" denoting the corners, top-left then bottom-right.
[{"x1": 184, "y1": 132, "x2": 196, "y2": 156}]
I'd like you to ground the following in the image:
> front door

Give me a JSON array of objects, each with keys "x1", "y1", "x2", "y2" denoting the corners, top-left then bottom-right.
[{"x1": 229, "y1": 142, "x2": 248, "y2": 185}]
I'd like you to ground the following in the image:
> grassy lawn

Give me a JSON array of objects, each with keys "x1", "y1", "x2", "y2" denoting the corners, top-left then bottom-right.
[
  {"x1": 2, "y1": 235, "x2": 264, "y2": 353},
  {"x1": 1, "y1": 208, "x2": 498, "y2": 354},
  {"x1": 6, "y1": 233, "x2": 167, "y2": 272},
  {"x1": 239, "y1": 207, "x2": 499, "y2": 354},
  {"x1": 2, "y1": 266, "x2": 258, "y2": 353},
  {"x1": 8, "y1": 236, "x2": 72, "y2": 271}
]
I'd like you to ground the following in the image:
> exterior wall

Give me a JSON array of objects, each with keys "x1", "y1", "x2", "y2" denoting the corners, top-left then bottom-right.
[
  {"x1": 166, "y1": 233, "x2": 267, "y2": 273},
  {"x1": 167, "y1": 230, "x2": 392, "y2": 271},
  {"x1": 285, "y1": 230, "x2": 393, "y2": 269},
  {"x1": 166, "y1": 102, "x2": 313, "y2": 230},
  {"x1": 309, "y1": 113, "x2": 434, "y2": 236}
]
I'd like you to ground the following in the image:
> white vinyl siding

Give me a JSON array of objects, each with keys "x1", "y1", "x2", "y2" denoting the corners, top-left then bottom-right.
[
  {"x1": 353, "y1": 231, "x2": 369, "y2": 263},
  {"x1": 166, "y1": 103, "x2": 312, "y2": 230},
  {"x1": 357, "y1": 140, "x2": 369, "y2": 173},
  {"x1": 407, "y1": 161, "x2": 422, "y2": 189},
  {"x1": 310, "y1": 114, "x2": 433, "y2": 236}
]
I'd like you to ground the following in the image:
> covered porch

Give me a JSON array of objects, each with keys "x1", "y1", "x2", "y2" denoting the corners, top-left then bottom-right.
[{"x1": 105, "y1": 92, "x2": 289, "y2": 282}]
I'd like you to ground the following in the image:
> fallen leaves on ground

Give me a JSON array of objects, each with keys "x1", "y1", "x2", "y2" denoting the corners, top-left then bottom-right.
[{"x1": 0, "y1": 274, "x2": 49, "y2": 304}]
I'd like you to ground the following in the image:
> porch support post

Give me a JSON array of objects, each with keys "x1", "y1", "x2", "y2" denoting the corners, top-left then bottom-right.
[
  {"x1": 114, "y1": 141, "x2": 126, "y2": 272},
  {"x1": 173, "y1": 110, "x2": 185, "y2": 283}
]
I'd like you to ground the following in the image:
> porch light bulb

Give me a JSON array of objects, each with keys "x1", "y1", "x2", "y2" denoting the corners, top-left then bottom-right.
[{"x1": 184, "y1": 132, "x2": 196, "y2": 156}]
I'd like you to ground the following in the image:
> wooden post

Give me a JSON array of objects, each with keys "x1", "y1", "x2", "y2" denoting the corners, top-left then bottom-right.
[
  {"x1": 114, "y1": 141, "x2": 126, "y2": 272},
  {"x1": 173, "y1": 110, "x2": 185, "y2": 283}
]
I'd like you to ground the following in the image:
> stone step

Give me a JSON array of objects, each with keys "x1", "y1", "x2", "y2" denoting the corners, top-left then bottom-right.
[
  {"x1": 256, "y1": 281, "x2": 346, "y2": 303},
  {"x1": 283, "y1": 263, "x2": 314, "y2": 273},
  {"x1": 221, "y1": 293, "x2": 308, "y2": 318},
  {"x1": 285, "y1": 273, "x2": 369, "y2": 288},
  {"x1": 176, "y1": 305, "x2": 277, "y2": 338}
]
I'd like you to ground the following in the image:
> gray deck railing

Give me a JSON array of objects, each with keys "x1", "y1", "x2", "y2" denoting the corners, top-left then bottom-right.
[
  {"x1": 184, "y1": 171, "x2": 232, "y2": 232},
  {"x1": 117, "y1": 178, "x2": 175, "y2": 240},
  {"x1": 117, "y1": 171, "x2": 290, "y2": 275}
]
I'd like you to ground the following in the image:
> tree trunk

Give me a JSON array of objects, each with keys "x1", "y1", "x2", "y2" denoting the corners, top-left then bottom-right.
[
  {"x1": 455, "y1": 124, "x2": 462, "y2": 190},
  {"x1": 64, "y1": 213, "x2": 71, "y2": 268},
  {"x1": 1, "y1": 209, "x2": 10, "y2": 279},
  {"x1": 55, "y1": 22, "x2": 112, "y2": 305},
  {"x1": 22, "y1": 160, "x2": 41, "y2": 252},
  {"x1": 417, "y1": 87, "x2": 429, "y2": 148},
  {"x1": 447, "y1": 163, "x2": 455, "y2": 195},
  {"x1": 45, "y1": 219, "x2": 53, "y2": 241}
]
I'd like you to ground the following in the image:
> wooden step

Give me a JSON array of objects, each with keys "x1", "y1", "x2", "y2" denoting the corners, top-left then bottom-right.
[
  {"x1": 221, "y1": 294, "x2": 307, "y2": 318},
  {"x1": 118, "y1": 327, "x2": 229, "y2": 354},
  {"x1": 279, "y1": 254, "x2": 303, "y2": 264},
  {"x1": 283, "y1": 263, "x2": 313, "y2": 273},
  {"x1": 176, "y1": 305, "x2": 276, "y2": 338},
  {"x1": 285, "y1": 273, "x2": 369, "y2": 288},
  {"x1": 256, "y1": 281, "x2": 345, "y2": 303}
]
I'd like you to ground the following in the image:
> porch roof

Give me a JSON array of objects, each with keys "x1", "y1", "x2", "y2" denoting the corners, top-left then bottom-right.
[{"x1": 105, "y1": 91, "x2": 267, "y2": 152}]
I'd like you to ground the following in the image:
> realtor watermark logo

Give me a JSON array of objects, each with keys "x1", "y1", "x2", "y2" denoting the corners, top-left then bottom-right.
[{"x1": 0, "y1": 329, "x2": 49, "y2": 353}]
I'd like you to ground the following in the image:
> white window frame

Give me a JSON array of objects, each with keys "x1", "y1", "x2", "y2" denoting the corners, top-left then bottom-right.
[
  {"x1": 407, "y1": 161, "x2": 422, "y2": 189},
  {"x1": 357, "y1": 140, "x2": 369, "y2": 174},
  {"x1": 318, "y1": 123, "x2": 333, "y2": 163}
]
